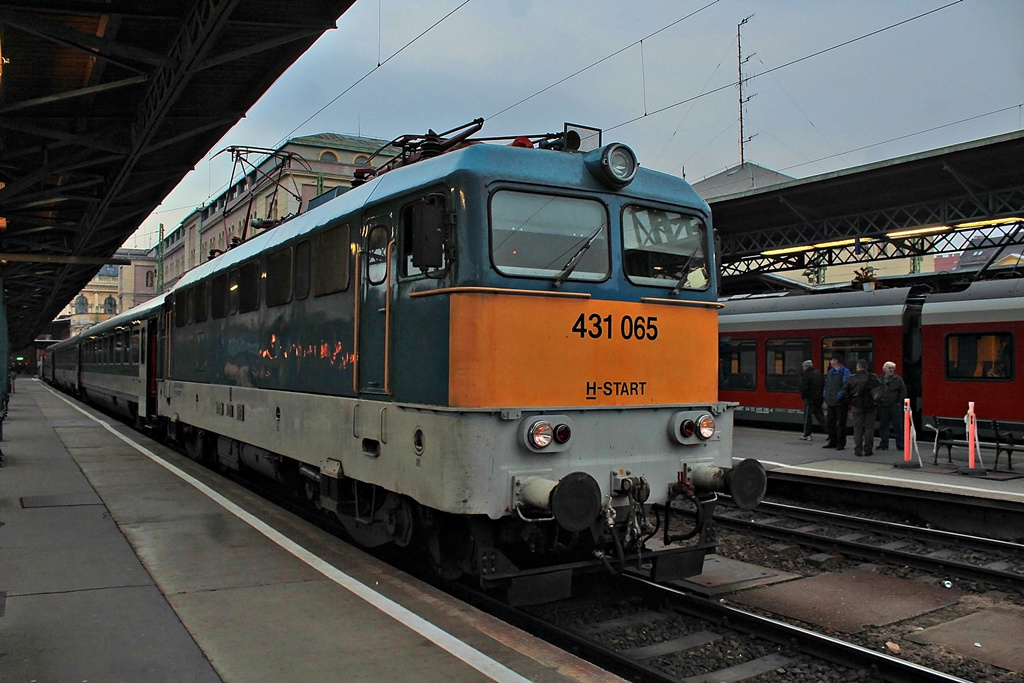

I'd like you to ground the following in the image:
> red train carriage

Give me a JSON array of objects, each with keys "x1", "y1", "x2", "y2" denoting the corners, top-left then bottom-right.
[
  {"x1": 718, "y1": 288, "x2": 919, "y2": 427},
  {"x1": 920, "y1": 279, "x2": 1023, "y2": 425}
]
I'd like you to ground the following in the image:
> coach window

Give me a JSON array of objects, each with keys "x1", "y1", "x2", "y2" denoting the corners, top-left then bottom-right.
[
  {"x1": 238, "y1": 261, "x2": 260, "y2": 313},
  {"x1": 490, "y1": 190, "x2": 609, "y2": 282},
  {"x1": 822, "y1": 337, "x2": 873, "y2": 372},
  {"x1": 131, "y1": 329, "x2": 140, "y2": 364},
  {"x1": 266, "y1": 246, "x2": 293, "y2": 307},
  {"x1": 212, "y1": 273, "x2": 228, "y2": 319},
  {"x1": 295, "y1": 240, "x2": 311, "y2": 300},
  {"x1": 719, "y1": 339, "x2": 756, "y2": 390},
  {"x1": 766, "y1": 338, "x2": 809, "y2": 392},
  {"x1": 622, "y1": 206, "x2": 709, "y2": 290},
  {"x1": 946, "y1": 332, "x2": 1013, "y2": 380},
  {"x1": 114, "y1": 331, "x2": 125, "y2": 364},
  {"x1": 313, "y1": 223, "x2": 350, "y2": 295},
  {"x1": 193, "y1": 281, "x2": 208, "y2": 323}
]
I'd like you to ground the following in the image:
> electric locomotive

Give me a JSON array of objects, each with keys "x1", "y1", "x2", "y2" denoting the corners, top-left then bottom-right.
[{"x1": 50, "y1": 121, "x2": 766, "y2": 603}]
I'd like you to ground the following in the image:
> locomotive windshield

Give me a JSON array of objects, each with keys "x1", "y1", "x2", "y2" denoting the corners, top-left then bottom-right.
[
  {"x1": 490, "y1": 190, "x2": 610, "y2": 281},
  {"x1": 622, "y1": 206, "x2": 709, "y2": 291}
]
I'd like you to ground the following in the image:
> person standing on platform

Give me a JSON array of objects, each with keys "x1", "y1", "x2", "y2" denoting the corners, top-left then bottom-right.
[
  {"x1": 823, "y1": 355, "x2": 851, "y2": 450},
  {"x1": 876, "y1": 361, "x2": 907, "y2": 451},
  {"x1": 799, "y1": 360, "x2": 825, "y2": 441},
  {"x1": 843, "y1": 358, "x2": 880, "y2": 457}
]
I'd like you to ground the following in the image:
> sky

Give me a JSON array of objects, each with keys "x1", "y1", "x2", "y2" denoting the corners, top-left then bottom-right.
[{"x1": 124, "y1": 0, "x2": 1024, "y2": 250}]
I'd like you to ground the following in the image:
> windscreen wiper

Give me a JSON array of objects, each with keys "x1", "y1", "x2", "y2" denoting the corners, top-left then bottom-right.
[
  {"x1": 670, "y1": 245, "x2": 701, "y2": 296},
  {"x1": 553, "y1": 226, "x2": 604, "y2": 288}
]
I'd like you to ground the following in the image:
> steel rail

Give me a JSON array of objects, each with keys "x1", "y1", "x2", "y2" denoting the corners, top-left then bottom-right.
[
  {"x1": 714, "y1": 503, "x2": 1024, "y2": 591},
  {"x1": 625, "y1": 576, "x2": 973, "y2": 683}
]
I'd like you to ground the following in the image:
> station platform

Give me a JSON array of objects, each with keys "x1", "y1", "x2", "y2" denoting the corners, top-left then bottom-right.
[
  {"x1": 0, "y1": 380, "x2": 621, "y2": 683},
  {"x1": 733, "y1": 422, "x2": 1024, "y2": 506}
]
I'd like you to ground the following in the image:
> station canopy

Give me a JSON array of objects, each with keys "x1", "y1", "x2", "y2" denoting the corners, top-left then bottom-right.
[{"x1": 0, "y1": 1, "x2": 354, "y2": 349}]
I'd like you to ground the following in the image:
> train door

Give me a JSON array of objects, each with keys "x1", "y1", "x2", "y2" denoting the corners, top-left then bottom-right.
[
  {"x1": 133, "y1": 323, "x2": 146, "y2": 420},
  {"x1": 357, "y1": 216, "x2": 394, "y2": 395}
]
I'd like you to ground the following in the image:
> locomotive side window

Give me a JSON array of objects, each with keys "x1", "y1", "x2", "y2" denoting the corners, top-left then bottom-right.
[
  {"x1": 402, "y1": 194, "x2": 448, "y2": 277},
  {"x1": 490, "y1": 190, "x2": 609, "y2": 282},
  {"x1": 228, "y1": 269, "x2": 239, "y2": 314},
  {"x1": 313, "y1": 223, "x2": 350, "y2": 295},
  {"x1": 366, "y1": 225, "x2": 390, "y2": 286},
  {"x1": 766, "y1": 338, "x2": 809, "y2": 392},
  {"x1": 622, "y1": 206, "x2": 709, "y2": 290},
  {"x1": 193, "y1": 281, "x2": 208, "y2": 323},
  {"x1": 946, "y1": 332, "x2": 1013, "y2": 380},
  {"x1": 266, "y1": 246, "x2": 293, "y2": 307},
  {"x1": 822, "y1": 337, "x2": 873, "y2": 372},
  {"x1": 211, "y1": 274, "x2": 228, "y2": 319},
  {"x1": 294, "y1": 240, "x2": 311, "y2": 300},
  {"x1": 238, "y1": 260, "x2": 260, "y2": 313},
  {"x1": 720, "y1": 339, "x2": 756, "y2": 390}
]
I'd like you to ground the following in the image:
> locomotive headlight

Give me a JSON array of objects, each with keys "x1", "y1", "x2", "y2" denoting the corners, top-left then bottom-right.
[
  {"x1": 528, "y1": 421, "x2": 554, "y2": 449},
  {"x1": 584, "y1": 143, "x2": 638, "y2": 188},
  {"x1": 697, "y1": 414, "x2": 716, "y2": 440}
]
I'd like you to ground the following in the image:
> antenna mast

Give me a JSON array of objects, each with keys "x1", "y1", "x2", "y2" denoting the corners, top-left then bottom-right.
[{"x1": 737, "y1": 15, "x2": 756, "y2": 166}]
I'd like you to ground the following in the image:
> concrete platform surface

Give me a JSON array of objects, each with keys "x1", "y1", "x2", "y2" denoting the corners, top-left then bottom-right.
[
  {"x1": 1, "y1": 380, "x2": 623, "y2": 683},
  {"x1": 731, "y1": 569, "x2": 961, "y2": 634},
  {"x1": 906, "y1": 607, "x2": 1024, "y2": 671},
  {"x1": 733, "y1": 426, "x2": 1024, "y2": 505}
]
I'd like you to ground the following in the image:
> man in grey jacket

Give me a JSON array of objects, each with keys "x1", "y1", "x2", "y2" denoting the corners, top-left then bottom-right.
[{"x1": 876, "y1": 361, "x2": 908, "y2": 450}]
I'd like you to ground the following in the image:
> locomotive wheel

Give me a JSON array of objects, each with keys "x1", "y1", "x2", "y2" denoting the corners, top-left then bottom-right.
[
  {"x1": 184, "y1": 427, "x2": 208, "y2": 463},
  {"x1": 427, "y1": 521, "x2": 470, "y2": 581}
]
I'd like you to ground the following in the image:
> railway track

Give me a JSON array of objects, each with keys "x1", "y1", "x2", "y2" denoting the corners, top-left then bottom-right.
[
  {"x1": 714, "y1": 499, "x2": 1024, "y2": 591},
  {"x1": 456, "y1": 574, "x2": 972, "y2": 683}
]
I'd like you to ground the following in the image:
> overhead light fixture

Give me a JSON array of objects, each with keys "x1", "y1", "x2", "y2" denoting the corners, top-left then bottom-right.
[
  {"x1": 886, "y1": 225, "x2": 950, "y2": 239},
  {"x1": 812, "y1": 238, "x2": 858, "y2": 249},
  {"x1": 761, "y1": 245, "x2": 814, "y2": 256},
  {"x1": 955, "y1": 217, "x2": 1022, "y2": 229}
]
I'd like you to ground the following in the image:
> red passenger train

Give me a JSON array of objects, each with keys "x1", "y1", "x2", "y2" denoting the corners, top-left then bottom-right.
[{"x1": 718, "y1": 278, "x2": 1023, "y2": 430}]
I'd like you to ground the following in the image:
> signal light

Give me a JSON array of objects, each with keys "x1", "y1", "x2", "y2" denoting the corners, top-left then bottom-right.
[
  {"x1": 680, "y1": 419, "x2": 696, "y2": 438},
  {"x1": 554, "y1": 423, "x2": 572, "y2": 444}
]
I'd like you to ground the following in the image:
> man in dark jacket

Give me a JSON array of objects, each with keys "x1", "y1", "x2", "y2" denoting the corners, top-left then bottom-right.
[
  {"x1": 842, "y1": 359, "x2": 880, "y2": 457},
  {"x1": 799, "y1": 360, "x2": 825, "y2": 441},
  {"x1": 823, "y1": 355, "x2": 851, "y2": 449},
  {"x1": 876, "y1": 361, "x2": 908, "y2": 450}
]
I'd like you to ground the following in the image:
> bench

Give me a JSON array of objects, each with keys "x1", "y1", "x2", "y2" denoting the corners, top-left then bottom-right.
[{"x1": 925, "y1": 416, "x2": 1018, "y2": 470}]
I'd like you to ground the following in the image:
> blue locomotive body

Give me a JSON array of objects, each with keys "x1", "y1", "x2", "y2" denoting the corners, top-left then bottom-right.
[{"x1": 48, "y1": 128, "x2": 764, "y2": 602}]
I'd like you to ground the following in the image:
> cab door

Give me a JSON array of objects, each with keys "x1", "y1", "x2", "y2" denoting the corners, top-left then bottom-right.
[{"x1": 357, "y1": 218, "x2": 393, "y2": 396}]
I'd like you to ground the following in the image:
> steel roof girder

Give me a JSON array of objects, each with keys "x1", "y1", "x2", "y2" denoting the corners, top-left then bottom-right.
[{"x1": 0, "y1": 8, "x2": 170, "y2": 71}]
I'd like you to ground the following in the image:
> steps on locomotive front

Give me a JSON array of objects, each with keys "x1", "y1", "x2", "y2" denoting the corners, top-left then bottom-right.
[{"x1": 0, "y1": 380, "x2": 622, "y2": 683}]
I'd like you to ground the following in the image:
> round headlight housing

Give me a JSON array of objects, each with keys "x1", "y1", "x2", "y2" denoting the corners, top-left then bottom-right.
[
  {"x1": 605, "y1": 144, "x2": 638, "y2": 184},
  {"x1": 528, "y1": 420, "x2": 554, "y2": 449},
  {"x1": 584, "y1": 143, "x2": 638, "y2": 188},
  {"x1": 696, "y1": 414, "x2": 716, "y2": 440}
]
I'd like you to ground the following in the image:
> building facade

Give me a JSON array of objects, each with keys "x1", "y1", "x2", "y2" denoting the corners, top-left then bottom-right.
[
  {"x1": 59, "y1": 250, "x2": 157, "y2": 337},
  {"x1": 153, "y1": 133, "x2": 397, "y2": 291}
]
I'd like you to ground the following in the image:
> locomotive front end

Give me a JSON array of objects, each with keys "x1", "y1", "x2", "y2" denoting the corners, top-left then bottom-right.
[{"x1": 416, "y1": 138, "x2": 767, "y2": 600}]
